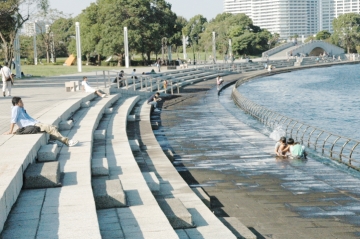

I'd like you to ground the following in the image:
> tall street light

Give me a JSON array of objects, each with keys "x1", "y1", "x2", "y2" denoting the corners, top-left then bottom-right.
[{"x1": 75, "y1": 22, "x2": 82, "y2": 72}]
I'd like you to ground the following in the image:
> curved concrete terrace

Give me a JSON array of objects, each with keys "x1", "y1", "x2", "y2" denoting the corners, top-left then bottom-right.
[
  {"x1": 0, "y1": 59, "x2": 360, "y2": 238},
  {"x1": 153, "y1": 62, "x2": 360, "y2": 238}
]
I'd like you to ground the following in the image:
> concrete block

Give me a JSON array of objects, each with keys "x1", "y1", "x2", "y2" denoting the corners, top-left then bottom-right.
[
  {"x1": 158, "y1": 198, "x2": 193, "y2": 229},
  {"x1": 37, "y1": 144, "x2": 59, "y2": 162},
  {"x1": 142, "y1": 172, "x2": 160, "y2": 193},
  {"x1": 81, "y1": 101, "x2": 91, "y2": 108},
  {"x1": 92, "y1": 157, "x2": 109, "y2": 177},
  {"x1": 219, "y1": 217, "x2": 257, "y2": 239},
  {"x1": 129, "y1": 140, "x2": 140, "y2": 151},
  {"x1": 59, "y1": 120, "x2": 74, "y2": 130},
  {"x1": 163, "y1": 149, "x2": 175, "y2": 162},
  {"x1": 94, "y1": 130, "x2": 106, "y2": 140},
  {"x1": 127, "y1": 115, "x2": 136, "y2": 122},
  {"x1": 93, "y1": 179, "x2": 127, "y2": 209},
  {"x1": 151, "y1": 122, "x2": 159, "y2": 130},
  {"x1": 105, "y1": 108, "x2": 113, "y2": 114},
  {"x1": 23, "y1": 162, "x2": 61, "y2": 189},
  {"x1": 191, "y1": 187, "x2": 211, "y2": 208}
]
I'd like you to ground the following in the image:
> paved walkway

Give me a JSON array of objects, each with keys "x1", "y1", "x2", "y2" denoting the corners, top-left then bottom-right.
[{"x1": 155, "y1": 75, "x2": 360, "y2": 239}]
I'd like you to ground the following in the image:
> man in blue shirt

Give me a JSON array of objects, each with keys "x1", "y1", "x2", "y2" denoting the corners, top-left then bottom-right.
[
  {"x1": 147, "y1": 92, "x2": 161, "y2": 112},
  {"x1": 4, "y1": 97, "x2": 79, "y2": 147}
]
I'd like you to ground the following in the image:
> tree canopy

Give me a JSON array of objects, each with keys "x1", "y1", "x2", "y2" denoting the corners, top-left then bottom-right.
[
  {"x1": 332, "y1": 13, "x2": 360, "y2": 53},
  {"x1": 0, "y1": 0, "x2": 47, "y2": 66}
]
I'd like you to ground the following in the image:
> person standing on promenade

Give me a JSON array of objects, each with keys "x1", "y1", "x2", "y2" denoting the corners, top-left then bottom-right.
[
  {"x1": 163, "y1": 80, "x2": 168, "y2": 93},
  {"x1": 157, "y1": 58, "x2": 161, "y2": 72},
  {"x1": 216, "y1": 75, "x2": 224, "y2": 91},
  {"x1": 3, "y1": 97, "x2": 79, "y2": 147},
  {"x1": 82, "y1": 77, "x2": 106, "y2": 97},
  {"x1": 1, "y1": 64, "x2": 14, "y2": 97}
]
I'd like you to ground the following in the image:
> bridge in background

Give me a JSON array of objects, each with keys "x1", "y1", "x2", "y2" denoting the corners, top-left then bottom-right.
[{"x1": 264, "y1": 40, "x2": 345, "y2": 58}]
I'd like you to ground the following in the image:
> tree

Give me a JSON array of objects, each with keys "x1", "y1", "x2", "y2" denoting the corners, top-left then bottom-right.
[
  {"x1": 183, "y1": 14, "x2": 207, "y2": 61},
  {"x1": 169, "y1": 16, "x2": 187, "y2": 59},
  {"x1": 78, "y1": 0, "x2": 177, "y2": 66},
  {"x1": 33, "y1": 9, "x2": 69, "y2": 63},
  {"x1": 332, "y1": 13, "x2": 360, "y2": 53},
  {"x1": 316, "y1": 30, "x2": 331, "y2": 40},
  {"x1": 0, "y1": 0, "x2": 47, "y2": 67},
  {"x1": 198, "y1": 13, "x2": 270, "y2": 57}
]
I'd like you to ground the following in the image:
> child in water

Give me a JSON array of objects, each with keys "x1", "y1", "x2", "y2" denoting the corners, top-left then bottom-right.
[{"x1": 274, "y1": 136, "x2": 287, "y2": 156}]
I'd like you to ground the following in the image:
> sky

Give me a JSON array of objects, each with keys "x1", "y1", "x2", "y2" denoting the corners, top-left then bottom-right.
[{"x1": 47, "y1": 0, "x2": 223, "y2": 21}]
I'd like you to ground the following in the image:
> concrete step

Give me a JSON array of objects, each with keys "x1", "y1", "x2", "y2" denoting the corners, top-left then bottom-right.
[
  {"x1": 81, "y1": 101, "x2": 91, "y2": 108},
  {"x1": 163, "y1": 149, "x2": 175, "y2": 162},
  {"x1": 37, "y1": 144, "x2": 59, "y2": 162},
  {"x1": 23, "y1": 162, "x2": 61, "y2": 189},
  {"x1": 129, "y1": 139, "x2": 140, "y2": 151},
  {"x1": 91, "y1": 157, "x2": 109, "y2": 177},
  {"x1": 158, "y1": 198, "x2": 194, "y2": 229},
  {"x1": 92, "y1": 179, "x2": 127, "y2": 209},
  {"x1": 191, "y1": 187, "x2": 211, "y2": 208},
  {"x1": 94, "y1": 129, "x2": 106, "y2": 140},
  {"x1": 127, "y1": 114, "x2": 136, "y2": 121},
  {"x1": 104, "y1": 108, "x2": 113, "y2": 114},
  {"x1": 58, "y1": 120, "x2": 74, "y2": 130},
  {"x1": 219, "y1": 217, "x2": 257, "y2": 239},
  {"x1": 142, "y1": 172, "x2": 160, "y2": 193}
]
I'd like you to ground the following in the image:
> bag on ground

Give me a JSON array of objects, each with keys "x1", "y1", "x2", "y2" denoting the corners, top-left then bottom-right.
[{"x1": 16, "y1": 125, "x2": 41, "y2": 135}]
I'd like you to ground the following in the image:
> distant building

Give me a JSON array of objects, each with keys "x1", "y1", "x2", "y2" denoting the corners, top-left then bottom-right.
[
  {"x1": 224, "y1": 0, "x2": 360, "y2": 39},
  {"x1": 22, "y1": 20, "x2": 47, "y2": 36}
]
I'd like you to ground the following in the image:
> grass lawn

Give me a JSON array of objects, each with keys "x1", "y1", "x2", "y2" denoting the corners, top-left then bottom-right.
[{"x1": 20, "y1": 65, "x2": 119, "y2": 78}]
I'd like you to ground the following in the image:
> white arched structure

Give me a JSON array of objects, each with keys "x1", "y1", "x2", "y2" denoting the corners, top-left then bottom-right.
[{"x1": 287, "y1": 40, "x2": 344, "y2": 56}]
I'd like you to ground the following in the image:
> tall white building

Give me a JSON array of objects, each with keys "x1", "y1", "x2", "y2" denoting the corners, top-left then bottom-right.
[
  {"x1": 22, "y1": 21, "x2": 47, "y2": 37},
  {"x1": 224, "y1": 0, "x2": 360, "y2": 39}
]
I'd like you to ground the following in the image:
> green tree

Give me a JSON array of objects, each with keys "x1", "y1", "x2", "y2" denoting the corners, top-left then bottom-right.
[
  {"x1": 183, "y1": 14, "x2": 207, "y2": 62},
  {"x1": 332, "y1": 13, "x2": 360, "y2": 53},
  {"x1": 198, "y1": 13, "x2": 270, "y2": 57},
  {"x1": 0, "y1": 0, "x2": 48, "y2": 66},
  {"x1": 316, "y1": 30, "x2": 331, "y2": 40},
  {"x1": 78, "y1": 0, "x2": 177, "y2": 66},
  {"x1": 169, "y1": 16, "x2": 187, "y2": 59}
]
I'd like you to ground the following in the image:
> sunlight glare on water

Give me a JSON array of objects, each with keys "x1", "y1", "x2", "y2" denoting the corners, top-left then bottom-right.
[{"x1": 237, "y1": 64, "x2": 360, "y2": 141}]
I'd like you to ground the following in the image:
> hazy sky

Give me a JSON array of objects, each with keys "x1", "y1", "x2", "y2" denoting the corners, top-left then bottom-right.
[{"x1": 48, "y1": 0, "x2": 223, "y2": 21}]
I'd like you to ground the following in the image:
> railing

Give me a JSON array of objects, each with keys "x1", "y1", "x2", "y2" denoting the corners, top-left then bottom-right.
[
  {"x1": 262, "y1": 42, "x2": 295, "y2": 58},
  {"x1": 231, "y1": 74, "x2": 360, "y2": 171}
]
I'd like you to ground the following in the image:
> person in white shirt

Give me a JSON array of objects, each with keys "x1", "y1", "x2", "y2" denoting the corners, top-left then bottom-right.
[
  {"x1": 0, "y1": 65, "x2": 14, "y2": 97},
  {"x1": 81, "y1": 76, "x2": 106, "y2": 97},
  {"x1": 3, "y1": 97, "x2": 79, "y2": 146}
]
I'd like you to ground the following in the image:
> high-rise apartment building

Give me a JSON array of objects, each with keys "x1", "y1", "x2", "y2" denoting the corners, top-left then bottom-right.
[
  {"x1": 224, "y1": 0, "x2": 360, "y2": 39},
  {"x1": 22, "y1": 21, "x2": 47, "y2": 37}
]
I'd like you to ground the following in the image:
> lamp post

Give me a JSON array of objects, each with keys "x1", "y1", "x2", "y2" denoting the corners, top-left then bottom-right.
[
  {"x1": 192, "y1": 36, "x2": 197, "y2": 65},
  {"x1": 212, "y1": 31, "x2": 216, "y2": 63},
  {"x1": 75, "y1": 22, "x2": 82, "y2": 72},
  {"x1": 124, "y1": 27, "x2": 129, "y2": 68},
  {"x1": 33, "y1": 22, "x2": 37, "y2": 65}
]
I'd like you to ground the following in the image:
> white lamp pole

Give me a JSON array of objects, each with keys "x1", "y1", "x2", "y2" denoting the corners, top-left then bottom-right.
[
  {"x1": 212, "y1": 31, "x2": 216, "y2": 63},
  {"x1": 75, "y1": 22, "x2": 82, "y2": 72},
  {"x1": 33, "y1": 22, "x2": 37, "y2": 65},
  {"x1": 182, "y1": 35, "x2": 187, "y2": 60},
  {"x1": 124, "y1": 27, "x2": 129, "y2": 68}
]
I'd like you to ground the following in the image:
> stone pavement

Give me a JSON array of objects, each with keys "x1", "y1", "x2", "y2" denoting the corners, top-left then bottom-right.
[{"x1": 154, "y1": 75, "x2": 360, "y2": 239}]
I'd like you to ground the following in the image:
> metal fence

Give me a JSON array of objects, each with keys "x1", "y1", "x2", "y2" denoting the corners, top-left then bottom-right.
[{"x1": 231, "y1": 75, "x2": 360, "y2": 170}]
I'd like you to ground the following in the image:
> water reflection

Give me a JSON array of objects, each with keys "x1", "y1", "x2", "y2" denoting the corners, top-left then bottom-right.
[{"x1": 276, "y1": 156, "x2": 308, "y2": 168}]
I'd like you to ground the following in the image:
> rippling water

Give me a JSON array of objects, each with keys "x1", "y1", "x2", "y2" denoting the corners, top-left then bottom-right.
[{"x1": 236, "y1": 64, "x2": 360, "y2": 141}]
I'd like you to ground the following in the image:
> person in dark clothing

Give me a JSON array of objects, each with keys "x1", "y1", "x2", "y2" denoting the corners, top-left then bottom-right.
[{"x1": 147, "y1": 92, "x2": 162, "y2": 112}]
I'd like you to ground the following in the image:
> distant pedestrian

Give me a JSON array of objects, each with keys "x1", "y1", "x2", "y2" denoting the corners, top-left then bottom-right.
[
  {"x1": 82, "y1": 76, "x2": 106, "y2": 97},
  {"x1": 157, "y1": 58, "x2": 161, "y2": 72},
  {"x1": 163, "y1": 80, "x2": 168, "y2": 93},
  {"x1": 131, "y1": 69, "x2": 138, "y2": 80},
  {"x1": 1, "y1": 64, "x2": 14, "y2": 97},
  {"x1": 147, "y1": 92, "x2": 162, "y2": 112},
  {"x1": 3, "y1": 97, "x2": 79, "y2": 147},
  {"x1": 216, "y1": 75, "x2": 224, "y2": 90}
]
